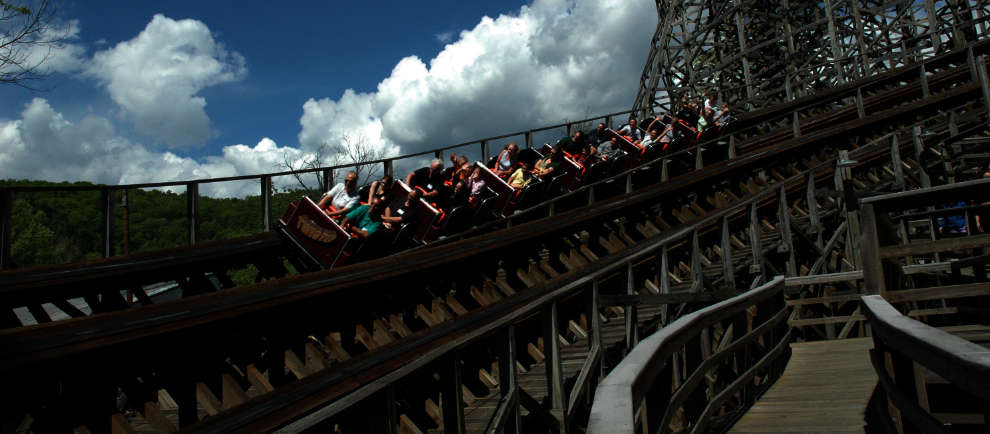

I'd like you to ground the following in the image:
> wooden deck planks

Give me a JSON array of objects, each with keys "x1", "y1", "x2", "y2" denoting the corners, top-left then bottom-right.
[{"x1": 729, "y1": 337, "x2": 876, "y2": 434}]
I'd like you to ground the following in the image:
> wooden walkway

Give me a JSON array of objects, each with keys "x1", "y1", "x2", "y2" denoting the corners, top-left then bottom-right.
[{"x1": 729, "y1": 337, "x2": 877, "y2": 433}]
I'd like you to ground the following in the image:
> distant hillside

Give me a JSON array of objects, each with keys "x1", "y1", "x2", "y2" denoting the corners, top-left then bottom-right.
[{"x1": 1, "y1": 180, "x2": 313, "y2": 269}]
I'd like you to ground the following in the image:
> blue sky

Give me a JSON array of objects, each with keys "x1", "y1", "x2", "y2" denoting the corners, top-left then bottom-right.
[{"x1": 0, "y1": 0, "x2": 656, "y2": 196}]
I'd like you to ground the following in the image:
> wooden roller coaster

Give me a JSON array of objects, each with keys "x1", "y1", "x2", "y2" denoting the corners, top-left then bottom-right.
[{"x1": 3, "y1": 3, "x2": 990, "y2": 433}]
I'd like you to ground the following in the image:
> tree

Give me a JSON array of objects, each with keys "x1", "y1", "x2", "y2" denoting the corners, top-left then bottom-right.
[
  {"x1": 279, "y1": 133, "x2": 392, "y2": 192},
  {"x1": 1, "y1": 0, "x2": 59, "y2": 88}
]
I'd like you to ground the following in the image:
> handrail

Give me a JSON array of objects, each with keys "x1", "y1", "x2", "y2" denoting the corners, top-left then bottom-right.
[
  {"x1": 861, "y1": 295, "x2": 990, "y2": 433},
  {"x1": 442, "y1": 67, "x2": 988, "y2": 241},
  {"x1": 861, "y1": 176, "x2": 990, "y2": 212},
  {"x1": 587, "y1": 276, "x2": 788, "y2": 434},
  {"x1": 0, "y1": 109, "x2": 641, "y2": 193}
]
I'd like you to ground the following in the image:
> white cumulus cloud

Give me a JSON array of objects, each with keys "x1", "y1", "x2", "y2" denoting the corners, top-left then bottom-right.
[
  {"x1": 3, "y1": 0, "x2": 657, "y2": 198},
  {"x1": 85, "y1": 14, "x2": 246, "y2": 148},
  {"x1": 0, "y1": 98, "x2": 303, "y2": 197},
  {"x1": 300, "y1": 0, "x2": 656, "y2": 155}
]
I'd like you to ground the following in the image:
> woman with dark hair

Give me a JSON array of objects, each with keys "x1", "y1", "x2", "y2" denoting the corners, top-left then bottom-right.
[{"x1": 367, "y1": 173, "x2": 395, "y2": 204}]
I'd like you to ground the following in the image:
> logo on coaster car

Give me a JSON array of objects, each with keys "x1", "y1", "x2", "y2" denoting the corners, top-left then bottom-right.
[{"x1": 296, "y1": 215, "x2": 338, "y2": 244}]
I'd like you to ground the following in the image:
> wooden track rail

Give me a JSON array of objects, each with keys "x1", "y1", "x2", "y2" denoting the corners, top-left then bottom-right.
[{"x1": 3, "y1": 44, "x2": 990, "y2": 433}]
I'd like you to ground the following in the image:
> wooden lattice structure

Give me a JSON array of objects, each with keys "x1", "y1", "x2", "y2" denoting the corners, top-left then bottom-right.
[{"x1": 634, "y1": 0, "x2": 990, "y2": 116}]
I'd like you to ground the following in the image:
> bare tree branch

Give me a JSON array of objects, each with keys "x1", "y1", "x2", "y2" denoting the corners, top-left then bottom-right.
[
  {"x1": 0, "y1": 0, "x2": 59, "y2": 89},
  {"x1": 277, "y1": 132, "x2": 391, "y2": 192}
]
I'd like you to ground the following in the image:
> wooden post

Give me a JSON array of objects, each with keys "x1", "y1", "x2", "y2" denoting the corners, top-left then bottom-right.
[
  {"x1": 734, "y1": 12, "x2": 756, "y2": 100},
  {"x1": 749, "y1": 202, "x2": 764, "y2": 277},
  {"x1": 261, "y1": 175, "x2": 272, "y2": 232},
  {"x1": 919, "y1": 63, "x2": 930, "y2": 98},
  {"x1": 806, "y1": 173, "x2": 823, "y2": 249},
  {"x1": 912, "y1": 126, "x2": 931, "y2": 188},
  {"x1": 187, "y1": 182, "x2": 199, "y2": 245},
  {"x1": 625, "y1": 263, "x2": 639, "y2": 349},
  {"x1": 890, "y1": 136, "x2": 905, "y2": 190},
  {"x1": 0, "y1": 188, "x2": 10, "y2": 270},
  {"x1": 968, "y1": 45, "x2": 978, "y2": 83},
  {"x1": 384, "y1": 385, "x2": 398, "y2": 434},
  {"x1": 728, "y1": 135, "x2": 737, "y2": 159},
  {"x1": 661, "y1": 158, "x2": 670, "y2": 182},
  {"x1": 836, "y1": 152, "x2": 861, "y2": 269},
  {"x1": 691, "y1": 230, "x2": 703, "y2": 292},
  {"x1": 121, "y1": 190, "x2": 130, "y2": 256},
  {"x1": 441, "y1": 353, "x2": 465, "y2": 434},
  {"x1": 856, "y1": 88, "x2": 866, "y2": 118},
  {"x1": 384, "y1": 159, "x2": 394, "y2": 178},
  {"x1": 322, "y1": 168, "x2": 333, "y2": 193},
  {"x1": 656, "y1": 247, "x2": 670, "y2": 326},
  {"x1": 779, "y1": 186, "x2": 796, "y2": 277},
  {"x1": 481, "y1": 140, "x2": 491, "y2": 164},
  {"x1": 525, "y1": 131, "x2": 534, "y2": 149},
  {"x1": 497, "y1": 326, "x2": 521, "y2": 434},
  {"x1": 102, "y1": 187, "x2": 115, "y2": 258},
  {"x1": 822, "y1": 0, "x2": 846, "y2": 83},
  {"x1": 860, "y1": 203, "x2": 885, "y2": 295},
  {"x1": 792, "y1": 112, "x2": 801, "y2": 138},
  {"x1": 543, "y1": 302, "x2": 566, "y2": 414},
  {"x1": 721, "y1": 216, "x2": 735, "y2": 290},
  {"x1": 978, "y1": 55, "x2": 990, "y2": 126}
]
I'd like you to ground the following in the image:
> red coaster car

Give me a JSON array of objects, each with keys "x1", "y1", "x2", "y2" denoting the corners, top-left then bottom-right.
[{"x1": 278, "y1": 196, "x2": 353, "y2": 270}]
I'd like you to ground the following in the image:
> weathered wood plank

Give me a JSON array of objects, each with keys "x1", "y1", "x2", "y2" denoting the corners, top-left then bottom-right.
[{"x1": 729, "y1": 338, "x2": 875, "y2": 434}]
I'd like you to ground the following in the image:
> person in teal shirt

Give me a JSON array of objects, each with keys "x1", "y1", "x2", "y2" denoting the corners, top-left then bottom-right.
[{"x1": 342, "y1": 196, "x2": 386, "y2": 239}]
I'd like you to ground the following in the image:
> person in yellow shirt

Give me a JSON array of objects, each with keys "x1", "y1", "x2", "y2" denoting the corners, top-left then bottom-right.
[{"x1": 508, "y1": 161, "x2": 534, "y2": 188}]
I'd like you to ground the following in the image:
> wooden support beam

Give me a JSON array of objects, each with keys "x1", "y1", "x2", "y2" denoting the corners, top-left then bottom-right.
[
  {"x1": 285, "y1": 349, "x2": 311, "y2": 379},
  {"x1": 196, "y1": 383, "x2": 222, "y2": 416},
  {"x1": 221, "y1": 374, "x2": 249, "y2": 410},
  {"x1": 324, "y1": 333, "x2": 351, "y2": 362},
  {"x1": 305, "y1": 342, "x2": 330, "y2": 372},
  {"x1": 880, "y1": 233, "x2": 990, "y2": 259},
  {"x1": 143, "y1": 402, "x2": 177, "y2": 433},
  {"x1": 389, "y1": 314, "x2": 415, "y2": 337},
  {"x1": 246, "y1": 365, "x2": 274, "y2": 394}
]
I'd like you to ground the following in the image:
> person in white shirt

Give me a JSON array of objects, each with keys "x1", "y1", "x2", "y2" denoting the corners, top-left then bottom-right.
[
  {"x1": 641, "y1": 128, "x2": 660, "y2": 148},
  {"x1": 617, "y1": 117, "x2": 642, "y2": 142},
  {"x1": 317, "y1": 171, "x2": 361, "y2": 218}
]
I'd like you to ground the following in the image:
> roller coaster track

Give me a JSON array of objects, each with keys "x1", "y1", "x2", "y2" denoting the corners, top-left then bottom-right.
[
  {"x1": 4, "y1": 40, "x2": 989, "y2": 329},
  {"x1": 3, "y1": 42, "x2": 990, "y2": 433}
]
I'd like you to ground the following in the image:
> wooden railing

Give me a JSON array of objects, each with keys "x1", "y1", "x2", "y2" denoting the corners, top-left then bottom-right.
[
  {"x1": 0, "y1": 107, "x2": 643, "y2": 269},
  {"x1": 861, "y1": 295, "x2": 990, "y2": 434},
  {"x1": 587, "y1": 277, "x2": 790, "y2": 434},
  {"x1": 5, "y1": 38, "x2": 989, "y2": 270}
]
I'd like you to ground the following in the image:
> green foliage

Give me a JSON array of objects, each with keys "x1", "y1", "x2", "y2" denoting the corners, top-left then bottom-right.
[
  {"x1": 2, "y1": 180, "x2": 322, "y2": 269},
  {"x1": 0, "y1": 1, "x2": 31, "y2": 15}
]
